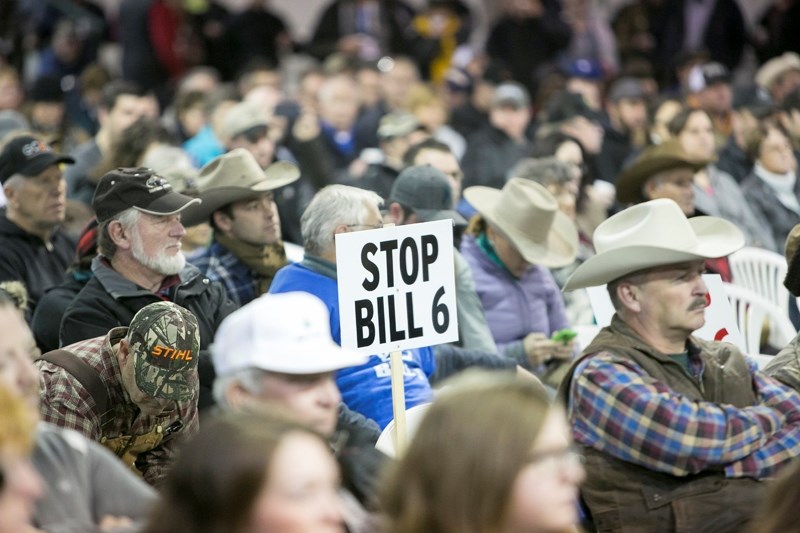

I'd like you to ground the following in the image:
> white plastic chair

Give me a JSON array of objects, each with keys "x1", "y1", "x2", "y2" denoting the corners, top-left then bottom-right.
[
  {"x1": 722, "y1": 283, "x2": 796, "y2": 355},
  {"x1": 728, "y1": 247, "x2": 790, "y2": 318},
  {"x1": 573, "y1": 324, "x2": 602, "y2": 352},
  {"x1": 375, "y1": 402, "x2": 431, "y2": 458},
  {"x1": 748, "y1": 354, "x2": 774, "y2": 370}
]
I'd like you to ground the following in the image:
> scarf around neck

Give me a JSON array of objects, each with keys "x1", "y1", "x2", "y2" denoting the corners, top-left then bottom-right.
[
  {"x1": 755, "y1": 161, "x2": 800, "y2": 214},
  {"x1": 215, "y1": 233, "x2": 288, "y2": 295}
]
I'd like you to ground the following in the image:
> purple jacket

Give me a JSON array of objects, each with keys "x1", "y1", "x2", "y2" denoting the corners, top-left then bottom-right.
[{"x1": 460, "y1": 235, "x2": 570, "y2": 359}]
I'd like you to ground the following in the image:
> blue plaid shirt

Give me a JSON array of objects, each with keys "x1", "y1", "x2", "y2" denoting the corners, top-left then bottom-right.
[
  {"x1": 569, "y1": 352, "x2": 800, "y2": 479},
  {"x1": 189, "y1": 241, "x2": 259, "y2": 307}
]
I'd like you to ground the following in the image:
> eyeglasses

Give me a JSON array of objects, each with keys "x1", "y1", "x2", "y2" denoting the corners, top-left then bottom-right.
[
  {"x1": 527, "y1": 446, "x2": 585, "y2": 469},
  {"x1": 346, "y1": 222, "x2": 384, "y2": 230}
]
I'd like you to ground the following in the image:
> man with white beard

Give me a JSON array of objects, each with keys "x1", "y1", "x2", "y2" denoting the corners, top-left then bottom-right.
[{"x1": 60, "y1": 168, "x2": 238, "y2": 409}]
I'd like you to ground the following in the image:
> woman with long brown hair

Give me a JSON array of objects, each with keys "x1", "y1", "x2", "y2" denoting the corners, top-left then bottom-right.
[
  {"x1": 381, "y1": 373, "x2": 585, "y2": 533},
  {"x1": 145, "y1": 411, "x2": 345, "y2": 533}
]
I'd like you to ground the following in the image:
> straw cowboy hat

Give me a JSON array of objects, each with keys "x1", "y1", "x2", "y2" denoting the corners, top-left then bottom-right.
[
  {"x1": 181, "y1": 148, "x2": 300, "y2": 226},
  {"x1": 222, "y1": 101, "x2": 270, "y2": 141},
  {"x1": 464, "y1": 177, "x2": 578, "y2": 268},
  {"x1": 615, "y1": 140, "x2": 710, "y2": 204},
  {"x1": 563, "y1": 199, "x2": 744, "y2": 291},
  {"x1": 756, "y1": 52, "x2": 800, "y2": 91}
]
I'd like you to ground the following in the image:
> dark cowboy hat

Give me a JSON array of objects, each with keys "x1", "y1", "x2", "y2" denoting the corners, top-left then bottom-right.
[{"x1": 615, "y1": 140, "x2": 710, "y2": 204}]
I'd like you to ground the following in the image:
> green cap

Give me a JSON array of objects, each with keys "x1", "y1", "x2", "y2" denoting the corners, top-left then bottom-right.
[{"x1": 128, "y1": 302, "x2": 200, "y2": 402}]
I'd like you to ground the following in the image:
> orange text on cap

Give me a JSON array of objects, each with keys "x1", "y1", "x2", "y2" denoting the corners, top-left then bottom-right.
[{"x1": 151, "y1": 346, "x2": 193, "y2": 361}]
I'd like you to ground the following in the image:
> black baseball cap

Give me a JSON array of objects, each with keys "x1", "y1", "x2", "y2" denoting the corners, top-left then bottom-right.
[
  {"x1": 0, "y1": 135, "x2": 74, "y2": 184},
  {"x1": 607, "y1": 77, "x2": 648, "y2": 103},
  {"x1": 733, "y1": 84, "x2": 774, "y2": 118},
  {"x1": 542, "y1": 92, "x2": 602, "y2": 124},
  {"x1": 92, "y1": 167, "x2": 202, "y2": 223},
  {"x1": 687, "y1": 62, "x2": 731, "y2": 93}
]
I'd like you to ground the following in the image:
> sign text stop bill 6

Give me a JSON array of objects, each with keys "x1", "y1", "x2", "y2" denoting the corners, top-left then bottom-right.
[{"x1": 336, "y1": 219, "x2": 459, "y2": 354}]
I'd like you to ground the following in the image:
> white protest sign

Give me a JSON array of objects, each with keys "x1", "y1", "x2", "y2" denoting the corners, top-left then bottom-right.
[
  {"x1": 336, "y1": 219, "x2": 459, "y2": 354},
  {"x1": 585, "y1": 273, "x2": 746, "y2": 352}
]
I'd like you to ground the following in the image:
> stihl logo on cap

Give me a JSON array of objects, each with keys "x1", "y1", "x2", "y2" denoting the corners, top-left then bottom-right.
[{"x1": 21, "y1": 140, "x2": 51, "y2": 159}]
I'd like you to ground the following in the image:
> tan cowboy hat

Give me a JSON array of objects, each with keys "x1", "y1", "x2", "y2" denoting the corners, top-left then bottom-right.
[
  {"x1": 615, "y1": 140, "x2": 710, "y2": 204},
  {"x1": 180, "y1": 148, "x2": 300, "y2": 227},
  {"x1": 756, "y1": 52, "x2": 800, "y2": 90},
  {"x1": 562, "y1": 199, "x2": 745, "y2": 291},
  {"x1": 222, "y1": 101, "x2": 270, "y2": 141},
  {"x1": 464, "y1": 177, "x2": 578, "y2": 268}
]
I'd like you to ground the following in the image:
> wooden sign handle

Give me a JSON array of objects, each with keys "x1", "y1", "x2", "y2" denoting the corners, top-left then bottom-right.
[{"x1": 390, "y1": 350, "x2": 408, "y2": 455}]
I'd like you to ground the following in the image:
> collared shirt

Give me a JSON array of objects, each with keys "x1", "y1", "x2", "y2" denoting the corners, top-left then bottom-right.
[
  {"x1": 37, "y1": 328, "x2": 198, "y2": 485},
  {"x1": 569, "y1": 350, "x2": 800, "y2": 479},
  {"x1": 190, "y1": 241, "x2": 258, "y2": 307}
]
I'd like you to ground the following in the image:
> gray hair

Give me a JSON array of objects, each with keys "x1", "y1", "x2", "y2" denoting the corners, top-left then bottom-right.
[
  {"x1": 510, "y1": 156, "x2": 573, "y2": 187},
  {"x1": 301, "y1": 185, "x2": 383, "y2": 257},
  {"x1": 97, "y1": 207, "x2": 140, "y2": 257},
  {"x1": 212, "y1": 367, "x2": 269, "y2": 411}
]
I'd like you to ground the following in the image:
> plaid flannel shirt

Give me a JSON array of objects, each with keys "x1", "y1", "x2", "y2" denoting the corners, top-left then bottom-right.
[
  {"x1": 36, "y1": 327, "x2": 199, "y2": 486},
  {"x1": 569, "y1": 351, "x2": 800, "y2": 479},
  {"x1": 190, "y1": 241, "x2": 258, "y2": 307}
]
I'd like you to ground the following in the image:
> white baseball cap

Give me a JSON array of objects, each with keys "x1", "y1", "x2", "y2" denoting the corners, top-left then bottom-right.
[{"x1": 211, "y1": 292, "x2": 368, "y2": 376}]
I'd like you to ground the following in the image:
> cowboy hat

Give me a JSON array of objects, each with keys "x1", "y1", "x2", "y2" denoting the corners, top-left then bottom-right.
[
  {"x1": 562, "y1": 198, "x2": 745, "y2": 291},
  {"x1": 756, "y1": 52, "x2": 800, "y2": 90},
  {"x1": 222, "y1": 101, "x2": 270, "y2": 141},
  {"x1": 464, "y1": 177, "x2": 578, "y2": 268},
  {"x1": 180, "y1": 148, "x2": 300, "y2": 227},
  {"x1": 615, "y1": 140, "x2": 710, "y2": 204}
]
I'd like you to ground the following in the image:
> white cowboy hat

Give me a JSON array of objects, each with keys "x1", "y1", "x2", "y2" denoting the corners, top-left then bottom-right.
[
  {"x1": 181, "y1": 148, "x2": 300, "y2": 227},
  {"x1": 562, "y1": 198, "x2": 745, "y2": 291},
  {"x1": 464, "y1": 177, "x2": 578, "y2": 268}
]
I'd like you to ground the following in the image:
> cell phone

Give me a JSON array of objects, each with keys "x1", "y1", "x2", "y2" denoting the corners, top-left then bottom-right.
[{"x1": 551, "y1": 328, "x2": 577, "y2": 345}]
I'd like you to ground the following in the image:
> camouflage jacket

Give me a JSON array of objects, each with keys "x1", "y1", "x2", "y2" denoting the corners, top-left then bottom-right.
[
  {"x1": 36, "y1": 327, "x2": 198, "y2": 486},
  {"x1": 764, "y1": 333, "x2": 800, "y2": 393}
]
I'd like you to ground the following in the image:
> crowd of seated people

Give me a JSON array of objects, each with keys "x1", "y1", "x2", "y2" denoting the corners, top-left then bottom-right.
[{"x1": 3, "y1": 0, "x2": 800, "y2": 531}]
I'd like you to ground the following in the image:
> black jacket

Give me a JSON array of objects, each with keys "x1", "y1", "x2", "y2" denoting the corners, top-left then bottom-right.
[
  {"x1": 348, "y1": 163, "x2": 400, "y2": 202},
  {"x1": 595, "y1": 127, "x2": 635, "y2": 185},
  {"x1": 60, "y1": 257, "x2": 238, "y2": 408},
  {"x1": 306, "y1": 0, "x2": 415, "y2": 60},
  {"x1": 31, "y1": 274, "x2": 87, "y2": 353},
  {"x1": 462, "y1": 125, "x2": 528, "y2": 190},
  {"x1": 336, "y1": 405, "x2": 386, "y2": 509},
  {"x1": 0, "y1": 209, "x2": 75, "y2": 316},
  {"x1": 486, "y1": 10, "x2": 572, "y2": 95},
  {"x1": 716, "y1": 136, "x2": 752, "y2": 184},
  {"x1": 652, "y1": 0, "x2": 746, "y2": 84}
]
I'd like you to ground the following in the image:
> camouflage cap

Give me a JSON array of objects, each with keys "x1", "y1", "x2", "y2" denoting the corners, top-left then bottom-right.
[{"x1": 127, "y1": 302, "x2": 200, "y2": 402}]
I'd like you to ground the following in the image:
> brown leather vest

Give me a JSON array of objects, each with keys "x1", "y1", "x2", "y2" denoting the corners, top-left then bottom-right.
[{"x1": 557, "y1": 316, "x2": 765, "y2": 533}]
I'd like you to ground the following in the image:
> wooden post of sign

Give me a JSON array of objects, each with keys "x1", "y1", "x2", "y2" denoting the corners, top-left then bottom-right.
[{"x1": 390, "y1": 350, "x2": 408, "y2": 455}]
